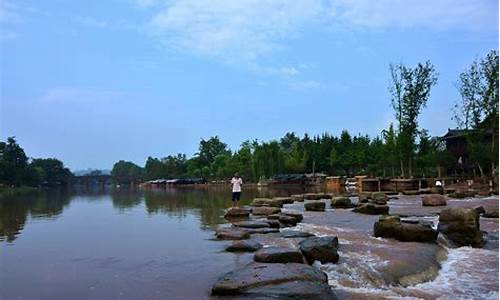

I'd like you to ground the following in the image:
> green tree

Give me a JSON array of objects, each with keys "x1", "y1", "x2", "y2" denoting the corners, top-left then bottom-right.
[
  {"x1": 30, "y1": 158, "x2": 72, "y2": 186},
  {"x1": 111, "y1": 160, "x2": 143, "y2": 184},
  {"x1": 0, "y1": 137, "x2": 30, "y2": 186}
]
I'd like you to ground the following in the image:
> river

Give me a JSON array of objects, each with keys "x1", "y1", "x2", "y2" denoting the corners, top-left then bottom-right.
[{"x1": 0, "y1": 187, "x2": 498, "y2": 299}]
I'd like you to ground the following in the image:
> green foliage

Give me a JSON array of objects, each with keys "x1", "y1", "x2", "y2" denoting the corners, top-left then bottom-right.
[{"x1": 111, "y1": 160, "x2": 143, "y2": 184}]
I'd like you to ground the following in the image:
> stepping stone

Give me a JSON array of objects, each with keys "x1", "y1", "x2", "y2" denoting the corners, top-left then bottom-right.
[{"x1": 254, "y1": 247, "x2": 305, "y2": 263}]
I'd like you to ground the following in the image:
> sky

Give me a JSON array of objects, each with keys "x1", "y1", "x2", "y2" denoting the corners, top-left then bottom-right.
[{"x1": 1, "y1": 0, "x2": 498, "y2": 170}]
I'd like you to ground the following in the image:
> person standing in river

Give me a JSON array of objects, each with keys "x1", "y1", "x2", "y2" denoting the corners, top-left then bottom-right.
[{"x1": 230, "y1": 172, "x2": 243, "y2": 207}]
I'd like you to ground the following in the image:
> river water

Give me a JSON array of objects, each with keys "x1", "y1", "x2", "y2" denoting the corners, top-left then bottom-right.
[{"x1": 0, "y1": 187, "x2": 498, "y2": 299}]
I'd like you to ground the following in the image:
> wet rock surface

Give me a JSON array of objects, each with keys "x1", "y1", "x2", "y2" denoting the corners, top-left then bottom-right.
[
  {"x1": 299, "y1": 236, "x2": 340, "y2": 264},
  {"x1": 226, "y1": 240, "x2": 263, "y2": 252},
  {"x1": 251, "y1": 206, "x2": 281, "y2": 215},
  {"x1": 374, "y1": 215, "x2": 438, "y2": 243},
  {"x1": 211, "y1": 262, "x2": 336, "y2": 299},
  {"x1": 370, "y1": 192, "x2": 389, "y2": 205},
  {"x1": 353, "y1": 203, "x2": 389, "y2": 215},
  {"x1": 232, "y1": 220, "x2": 270, "y2": 229},
  {"x1": 438, "y1": 207, "x2": 483, "y2": 247},
  {"x1": 216, "y1": 228, "x2": 251, "y2": 240},
  {"x1": 422, "y1": 194, "x2": 447, "y2": 206},
  {"x1": 331, "y1": 197, "x2": 354, "y2": 208},
  {"x1": 305, "y1": 201, "x2": 326, "y2": 211},
  {"x1": 280, "y1": 230, "x2": 315, "y2": 238},
  {"x1": 254, "y1": 246, "x2": 305, "y2": 263},
  {"x1": 224, "y1": 207, "x2": 251, "y2": 220}
]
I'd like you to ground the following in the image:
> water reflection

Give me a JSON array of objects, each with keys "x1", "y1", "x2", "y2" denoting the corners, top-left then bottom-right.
[{"x1": 0, "y1": 190, "x2": 71, "y2": 242}]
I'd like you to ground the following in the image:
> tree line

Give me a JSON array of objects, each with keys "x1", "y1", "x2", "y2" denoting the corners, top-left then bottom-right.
[
  {"x1": 0, "y1": 137, "x2": 73, "y2": 187},
  {"x1": 111, "y1": 50, "x2": 498, "y2": 184}
]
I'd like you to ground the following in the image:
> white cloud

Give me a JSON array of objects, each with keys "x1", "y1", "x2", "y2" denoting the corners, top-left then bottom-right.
[
  {"x1": 39, "y1": 87, "x2": 125, "y2": 104},
  {"x1": 328, "y1": 0, "x2": 497, "y2": 30}
]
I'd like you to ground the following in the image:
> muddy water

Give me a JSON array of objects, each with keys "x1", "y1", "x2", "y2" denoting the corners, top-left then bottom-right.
[{"x1": 0, "y1": 188, "x2": 498, "y2": 299}]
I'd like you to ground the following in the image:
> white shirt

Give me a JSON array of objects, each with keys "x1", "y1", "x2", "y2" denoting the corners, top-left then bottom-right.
[{"x1": 231, "y1": 177, "x2": 242, "y2": 192}]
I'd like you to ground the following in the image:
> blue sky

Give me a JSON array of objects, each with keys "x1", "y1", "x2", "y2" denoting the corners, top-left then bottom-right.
[{"x1": 1, "y1": 0, "x2": 498, "y2": 170}]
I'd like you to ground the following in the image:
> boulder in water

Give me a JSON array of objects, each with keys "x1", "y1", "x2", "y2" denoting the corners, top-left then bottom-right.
[
  {"x1": 353, "y1": 203, "x2": 389, "y2": 215},
  {"x1": 304, "y1": 193, "x2": 331, "y2": 200},
  {"x1": 216, "y1": 228, "x2": 250, "y2": 240},
  {"x1": 422, "y1": 194, "x2": 447, "y2": 206},
  {"x1": 281, "y1": 230, "x2": 315, "y2": 238},
  {"x1": 211, "y1": 262, "x2": 337, "y2": 299},
  {"x1": 232, "y1": 220, "x2": 270, "y2": 229},
  {"x1": 448, "y1": 190, "x2": 476, "y2": 199},
  {"x1": 374, "y1": 215, "x2": 438, "y2": 243},
  {"x1": 226, "y1": 240, "x2": 263, "y2": 252},
  {"x1": 291, "y1": 194, "x2": 305, "y2": 202},
  {"x1": 482, "y1": 207, "x2": 499, "y2": 218},
  {"x1": 252, "y1": 206, "x2": 281, "y2": 216},
  {"x1": 299, "y1": 236, "x2": 339, "y2": 264},
  {"x1": 282, "y1": 211, "x2": 303, "y2": 222},
  {"x1": 272, "y1": 197, "x2": 294, "y2": 205},
  {"x1": 402, "y1": 190, "x2": 420, "y2": 195},
  {"x1": 254, "y1": 246, "x2": 305, "y2": 263},
  {"x1": 438, "y1": 207, "x2": 483, "y2": 247},
  {"x1": 331, "y1": 197, "x2": 354, "y2": 208},
  {"x1": 278, "y1": 214, "x2": 299, "y2": 226},
  {"x1": 371, "y1": 192, "x2": 388, "y2": 205},
  {"x1": 251, "y1": 198, "x2": 282, "y2": 208},
  {"x1": 305, "y1": 201, "x2": 326, "y2": 211},
  {"x1": 224, "y1": 207, "x2": 250, "y2": 220}
]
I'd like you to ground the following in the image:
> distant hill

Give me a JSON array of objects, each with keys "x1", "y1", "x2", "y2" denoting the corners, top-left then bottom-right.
[{"x1": 73, "y1": 169, "x2": 111, "y2": 176}]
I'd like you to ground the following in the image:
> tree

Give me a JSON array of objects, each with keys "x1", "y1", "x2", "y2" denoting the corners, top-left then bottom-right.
[
  {"x1": 389, "y1": 61, "x2": 438, "y2": 177},
  {"x1": 30, "y1": 158, "x2": 72, "y2": 186},
  {"x1": 111, "y1": 160, "x2": 143, "y2": 184},
  {"x1": 454, "y1": 50, "x2": 499, "y2": 176},
  {"x1": 0, "y1": 137, "x2": 30, "y2": 186}
]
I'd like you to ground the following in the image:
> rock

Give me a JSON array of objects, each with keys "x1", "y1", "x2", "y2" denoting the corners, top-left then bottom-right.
[
  {"x1": 331, "y1": 197, "x2": 354, "y2": 208},
  {"x1": 251, "y1": 198, "x2": 282, "y2": 208},
  {"x1": 358, "y1": 192, "x2": 372, "y2": 203},
  {"x1": 254, "y1": 247, "x2": 305, "y2": 263},
  {"x1": 305, "y1": 201, "x2": 326, "y2": 211},
  {"x1": 438, "y1": 208, "x2": 483, "y2": 247},
  {"x1": 371, "y1": 192, "x2": 389, "y2": 204},
  {"x1": 252, "y1": 206, "x2": 281, "y2": 216},
  {"x1": 436, "y1": 232, "x2": 458, "y2": 248},
  {"x1": 265, "y1": 219, "x2": 281, "y2": 228},
  {"x1": 278, "y1": 215, "x2": 299, "y2": 226},
  {"x1": 233, "y1": 220, "x2": 270, "y2": 229},
  {"x1": 402, "y1": 190, "x2": 420, "y2": 195},
  {"x1": 282, "y1": 211, "x2": 304, "y2": 222},
  {"x1": 373, "y1": 215, "x2": 438, "y2": 243},
  {"x1": 353, "y1": 203, "x2": 389, "y2": 215},
  {"x1": 226, "y1": 240, "x2": 263, "y2": 252},
  {"x1": 299, "y1": 236, "x2": 339, "y2": 264},
  {"x1": 272, "y1": 197, "x2": 294, "y2": 205},
  {"x1": 483, "y1": 207, "x2": 499, "y2": 218},
  {"x1": 430, "y1": 186, "x2": 444, "y2": 195},
  {"x1": 448, "y1": 190, "x2": 476, "y2": 199},
  {"x1": 281, "y1": 230, "x2": 315, "y2": 238},
  {"x1": 245, "y1": 228, "x2": 280, "y2": 234},
  {"x1": 216, "y1": 228, "x2": 250, "y2": 240},
  {"x1": 211, "y1": 262, "x2": 336, "y2": 299},
  {"x1": 303, "y1": 193, "x2": 331, "y2": 200},
  {"x1": 477, "y1": 189, "x2": 491, "y2": 196},
  {"x1": 422, "y1": 194, "x2": 447, "y2": 206},
  {"x1": 224, "y1": 207, "x2": 250, "y2": 220},
  {"x1": 291, "y1": 194, "x2": 305, "y2": 202},
  {"x1": 267, "y1": 214, "x2": 280, "y2": 220},
  {"x1": 473, "y1": 206, "x2": 486, "y2": 215}
]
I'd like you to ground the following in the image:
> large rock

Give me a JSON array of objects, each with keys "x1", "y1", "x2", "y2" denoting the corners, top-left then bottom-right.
[
  {"x1": 353, "y1": 203, "x2": 389, "y2": 215},
  {"x1": 358, "y1": 192, "x2": 372, "y2": 203},
  {"x1": 305, "y1": 201, "x2": 326, "y2": 211},
  {"x1": 272, "y1": 197, "x2": 294, "y2": 205},
  {"x1": 244, "y1": 227, "x2": 280, "y2": 234},
  {"x1": 224, "y1": 207, "x2": 251, "y2": 220},
  {"x1": 251, "y1": 198, "x2": 281, "y2": 208},
  {"x1": 299, "y1": 236, "x2": 339, "y2": 264},
  {"x1": 278, "y1": 214, "x2": 299, "y2": 226},
  {"x1": 254, "y1": 247, "x2": 305, "y2": 263},
  {"x1": 232, "y1": 220, "x2": 270, "y2": 229},
  {"x1": 331, "y1": 197, "x2": 354, "y2": 208},
  {"x1": 211, "y1": 262, "x2": 337, "y2": 299},
  {"x1": 304, "y1": 193, "x2": 331, "y2": 200},
  {"x1": 438, "y1": 208, "x2": 483, "y2": 247},
  {"x1": 483, "y1": 207, "x2": 499, "y2": 218},
  {"x1": 216, "y1": 228, "x2": 250, "y2": 240},
  {"x1": 371, "y1": 192, "x2": 389, "y2": 205},
  {"x1": 281, "y1": 230, "x2": 315, "y2": 238},
  {"x1": 402, "y1": 190, "x2": 420, "y2": 196},
  {"x1": 282, "y1": 211, "x2": 303, "y2": 222},
  {"x1": 226, "y1": 240, "x2": 263, "y2": 252},
  {"x1": 265, "y1": 219, "x2": 281, "y2": 228},
  {"x1": 252, "y1": 206, "x2": 281, "y2": 216},
  {"x1": 448, "y1": 190, "x2": 476, "y2": 199},
  {"x1": 422, "y1": 194, "x2": 447, "y2": 206},
  {"x1": 373, "y1": 215, "x2": 438, "y2": 243},
  {"x1": 291, "y1": 194, "x2": 305, "y2": 202}
]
